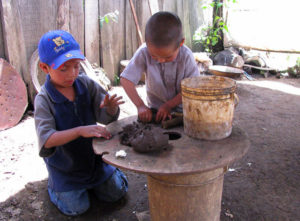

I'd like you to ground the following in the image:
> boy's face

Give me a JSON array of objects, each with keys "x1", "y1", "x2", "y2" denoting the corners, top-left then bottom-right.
[
  {"x1": 39, "y1": 59, "x2": 82, "y2": 89},
  {"x1": 147, "y1": 40, "x2": 184, "y2": 63}
]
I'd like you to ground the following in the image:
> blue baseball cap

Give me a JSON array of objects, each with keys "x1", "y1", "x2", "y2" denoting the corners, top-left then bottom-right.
[{"x1": 38, "y1": 30, "x2": 85, "y2": 69}]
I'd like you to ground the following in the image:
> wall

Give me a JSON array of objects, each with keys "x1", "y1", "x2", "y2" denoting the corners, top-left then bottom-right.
[
  {"x1": 224, "y1": 0, "x2": 300, "y2": 53},
  {"x1": 0, "y1": 0, "x2": 204, "y2": 104}
]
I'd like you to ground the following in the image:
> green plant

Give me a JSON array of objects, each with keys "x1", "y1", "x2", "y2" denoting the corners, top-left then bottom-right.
[
  {"x1": 193, "y1": 0, "x2": 236, "y2": 53},
  {"x1": 287, "y1": 57, "x2": 300, "y2": 78},
  {"x1": 296, "y1": 57, "x2": 300, "y2": 66},
  {"x1": 99, "y1": 10, "x2": 119, "y2": 28},
  {"x1": 113, "y1": 74, "x2": 120, "y2": 86}
]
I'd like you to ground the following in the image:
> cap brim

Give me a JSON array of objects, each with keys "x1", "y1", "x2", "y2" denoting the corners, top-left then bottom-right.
[{"x1": 51, "y1": 50, "x2": 85, "y2": 69}]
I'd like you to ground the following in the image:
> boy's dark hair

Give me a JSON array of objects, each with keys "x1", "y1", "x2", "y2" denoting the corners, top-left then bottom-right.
[{"x1": 145, "y1": 11, "x2": 183, "y2": 49}]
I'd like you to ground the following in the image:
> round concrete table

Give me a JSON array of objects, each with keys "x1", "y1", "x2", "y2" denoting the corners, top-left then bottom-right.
[{"x1": 93, "y1": 115, "x2": 250, "y2": 221}]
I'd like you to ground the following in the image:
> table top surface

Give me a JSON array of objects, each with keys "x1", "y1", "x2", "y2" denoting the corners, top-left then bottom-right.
[{"x1": 93, "y1": 116, "x2": 250, "y2": 175}]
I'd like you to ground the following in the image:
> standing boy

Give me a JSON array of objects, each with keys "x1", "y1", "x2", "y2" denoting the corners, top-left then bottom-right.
[
  {"x1": 120, "y1": 11, "x2": 200, "y2": 123},
  {"x1": 34, "y1": 30, "x2": 128, "y2": 216}
]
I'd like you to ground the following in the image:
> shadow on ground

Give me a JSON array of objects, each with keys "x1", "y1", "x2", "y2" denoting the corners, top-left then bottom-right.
[{"x1": 0, "y1": 171, "x2": 148, "y2": 221}]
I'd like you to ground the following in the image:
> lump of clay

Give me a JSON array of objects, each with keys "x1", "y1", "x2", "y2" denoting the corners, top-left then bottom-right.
[{"x1": 119, "y1": 122, "x2": 169, "y2": 153}]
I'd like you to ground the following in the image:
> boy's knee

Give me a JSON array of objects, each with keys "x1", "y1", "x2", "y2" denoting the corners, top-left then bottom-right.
[
  {"x1": 107, "y1": 169, "x2": 128, "y2": 202},
  {"x1": 94, "y1": 169, "x2": 128, "y2": 202},
  {"x1": 48, "y1": 188, "x2": 90, "y2": 216}
]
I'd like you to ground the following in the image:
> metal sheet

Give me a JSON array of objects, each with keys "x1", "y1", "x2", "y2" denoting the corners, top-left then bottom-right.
[{"x1": 0, "y1": 59, "x2": 28, "y2": 130}]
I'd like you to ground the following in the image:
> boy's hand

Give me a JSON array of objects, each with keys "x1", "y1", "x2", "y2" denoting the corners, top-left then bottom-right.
[
  {"x1": 100, "y1": 94, "x2": 124, "y2": 116},
  {"x1": 138, "y1": 105, "x2": 152, "y2": 123},
  {"x1": 79, "y1": 125, "x2": 112, "y2": 139},
  {"x1": 156, "y1": 103, "x2": 172, "y2": 123}
]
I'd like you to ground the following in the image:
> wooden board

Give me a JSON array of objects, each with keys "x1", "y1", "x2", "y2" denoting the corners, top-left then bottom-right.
[
  {"x1": 0, "y1": 8, "x2": 4, "y2": 59},
  {"x1": 0, "y1": 59, "x2": 28, "y2": 130},
  {"x1": 148, "y1": 0, "x2": 159, "y2": 15},
  {"x1": 1, "y1": 0, "x2": 28, "y2": 80},
  {"x1": 159, "y1": 0, "x2": 201, "y2": 50},
  {"x1": 7, "y1": 0, "x2": 58, "y2": 103},
  {"x1": 136, "y1": 0, "x2": 151, "y2": 42},
  {"x1": 70, "y1": 0, "x2": 84, "y2": 52},
  {"x1": 99, "y1": 0, "x2": 126, "y2": 80},
  {"x1": 93, "y1": 116, "x2": 250, "y2": 175},
  {"x1": 0, "y1": 0, "x2": 205, "y2": 102},
  {"x1": 57, "y1": 0, "x2": 70, "y2": 31},
  {"x1": 125, "y1": 0, "x2": 138, "y2": 59},
  {"x1": 85, "y1": 0, "x2": 100, "y2": 65},
  {"x1": 208, "y1": 65, "x2": 243, "y2": 78}
]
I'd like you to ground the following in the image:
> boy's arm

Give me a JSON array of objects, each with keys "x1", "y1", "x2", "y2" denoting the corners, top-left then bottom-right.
[
  {"x1": 44, "y1": 128, "x2": 81, "y2": 148},
  {"x1": 120, "y1": 77, "x2": 145, "y2": 108},
  {"x1": 80, "y1": 75, "x2": 120, "y2": 124},
  {"x1": 156, "y1": 93, "x2": 182, "y2": 122},
  {"x1": 44, "y1": 125, "x2": 111, "y2": 148},
  {"x1": 165, "y1": 93, "x2": 182, "y2": 108},
  {"x1": 120, "y1": 77, "x2": 152, "y2": 122}
]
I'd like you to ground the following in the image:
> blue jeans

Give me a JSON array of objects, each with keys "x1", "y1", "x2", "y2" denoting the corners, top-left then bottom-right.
[{"x1": 48, "y1": 169, "x2": 128, "y2": 216}]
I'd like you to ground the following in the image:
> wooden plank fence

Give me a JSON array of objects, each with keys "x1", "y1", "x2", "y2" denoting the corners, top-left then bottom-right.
[{"x1": 0, "y1": 0, "x2": 205, "y2": 104}]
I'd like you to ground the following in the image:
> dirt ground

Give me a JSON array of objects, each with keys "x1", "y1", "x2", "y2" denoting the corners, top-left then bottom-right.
[{"x1": 0, "y1": 75, "x2": 299, "y2": 221}]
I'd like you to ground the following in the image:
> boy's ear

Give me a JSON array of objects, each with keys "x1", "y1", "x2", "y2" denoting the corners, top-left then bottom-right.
[
  {"x1": 179, "y1": 38, "x2": 185, "y2": 47},
  {"x1": 39, "y1": 62, "x2": 50, "y2": 74}
]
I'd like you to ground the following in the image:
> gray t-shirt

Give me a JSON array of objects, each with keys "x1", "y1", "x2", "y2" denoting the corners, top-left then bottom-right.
[{"x1": 121, "y1": 44, "x2": 199, "y2": 112}]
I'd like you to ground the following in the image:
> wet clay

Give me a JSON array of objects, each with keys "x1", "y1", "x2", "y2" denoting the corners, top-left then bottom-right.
[{"x1": 119, "y1": 121, "x2": 169, "y2": 153}]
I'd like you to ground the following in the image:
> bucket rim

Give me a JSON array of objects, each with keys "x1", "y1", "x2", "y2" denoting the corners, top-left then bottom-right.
[{"x1": 181, "y1": 76, "x2": 236, "y2": 95}]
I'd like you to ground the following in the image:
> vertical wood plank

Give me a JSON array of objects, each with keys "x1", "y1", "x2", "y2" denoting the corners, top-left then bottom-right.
[
  {"x1": 85, "y1": 0, "x2": 100, "y2": 65},
  {"x1": 16, "y1": 0, "x2": 57, "y2": 103},
  {"x1": 188, "y1": 0, "x2": 201, "y2": 51},
  {"x1": 57, "y1": 0, "x2": 70, "y2": 31},
  {"x1": 158, "y1": 0, "x2": 200, "y2": 50},
  {"x1": 161, "y1": 0, "x2": 176, "y2": 12},
  {"x1": 136, "y1": 0, "x2": 152, "y2": 41},
  {"x1": 17, "y1": 0, "x2": 57, "y2": 59},
  {"x1": 148, "y1": 0, "x2": 159, "y2": 15},
  {"x1": 129, "y1": 0, "x2": 143, "y2": 45},
  {"x1": 125, "y1": 0, "x2": 138, "y2": 59},
  {"x1": 70, "y1": 0, "x2": 84, "y2": 53},
  {"x1": 182, "y1": 0, "x2": 192, "y2": 49},
  {"x1": 0, "y1": 8, "x2": 5, "y2": 59},
  {"x1": 99, "y1": 0, "x2": 125, "y2": 80},
  {"x1": 157, "y1": 0, "x2": 164, "y2": 11},
  {"x1": 1, "y1": 0, "x2": 28, "y2": 81}
]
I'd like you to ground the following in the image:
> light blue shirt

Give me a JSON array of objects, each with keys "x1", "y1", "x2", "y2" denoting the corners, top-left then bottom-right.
[{"x1": 121, "y1": 43, "x2": 199, "y2": 112}]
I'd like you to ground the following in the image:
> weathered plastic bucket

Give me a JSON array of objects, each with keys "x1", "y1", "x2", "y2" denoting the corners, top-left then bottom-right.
[{"x1": 181, "y1": 76, "x2": 238, "y2": 140}]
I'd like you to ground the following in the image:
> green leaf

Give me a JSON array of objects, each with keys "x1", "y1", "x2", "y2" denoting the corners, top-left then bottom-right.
[
  {"x1": 224, "y1": 25, "x2": 229, "y2": 32},
  {"x1": 217, "y1": 2, "x2": 223, "y2": 7},
  {"x1": 212, "y1": 37, "x2": 218, "y2": 46},
  {"x1": 104, "y1": 16, "x2": 109, "y2": 23}
]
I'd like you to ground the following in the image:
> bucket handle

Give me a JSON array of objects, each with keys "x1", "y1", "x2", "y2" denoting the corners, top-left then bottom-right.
[{"x1": 234, "y1": 93, "x2": 239, "y2": 107}]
